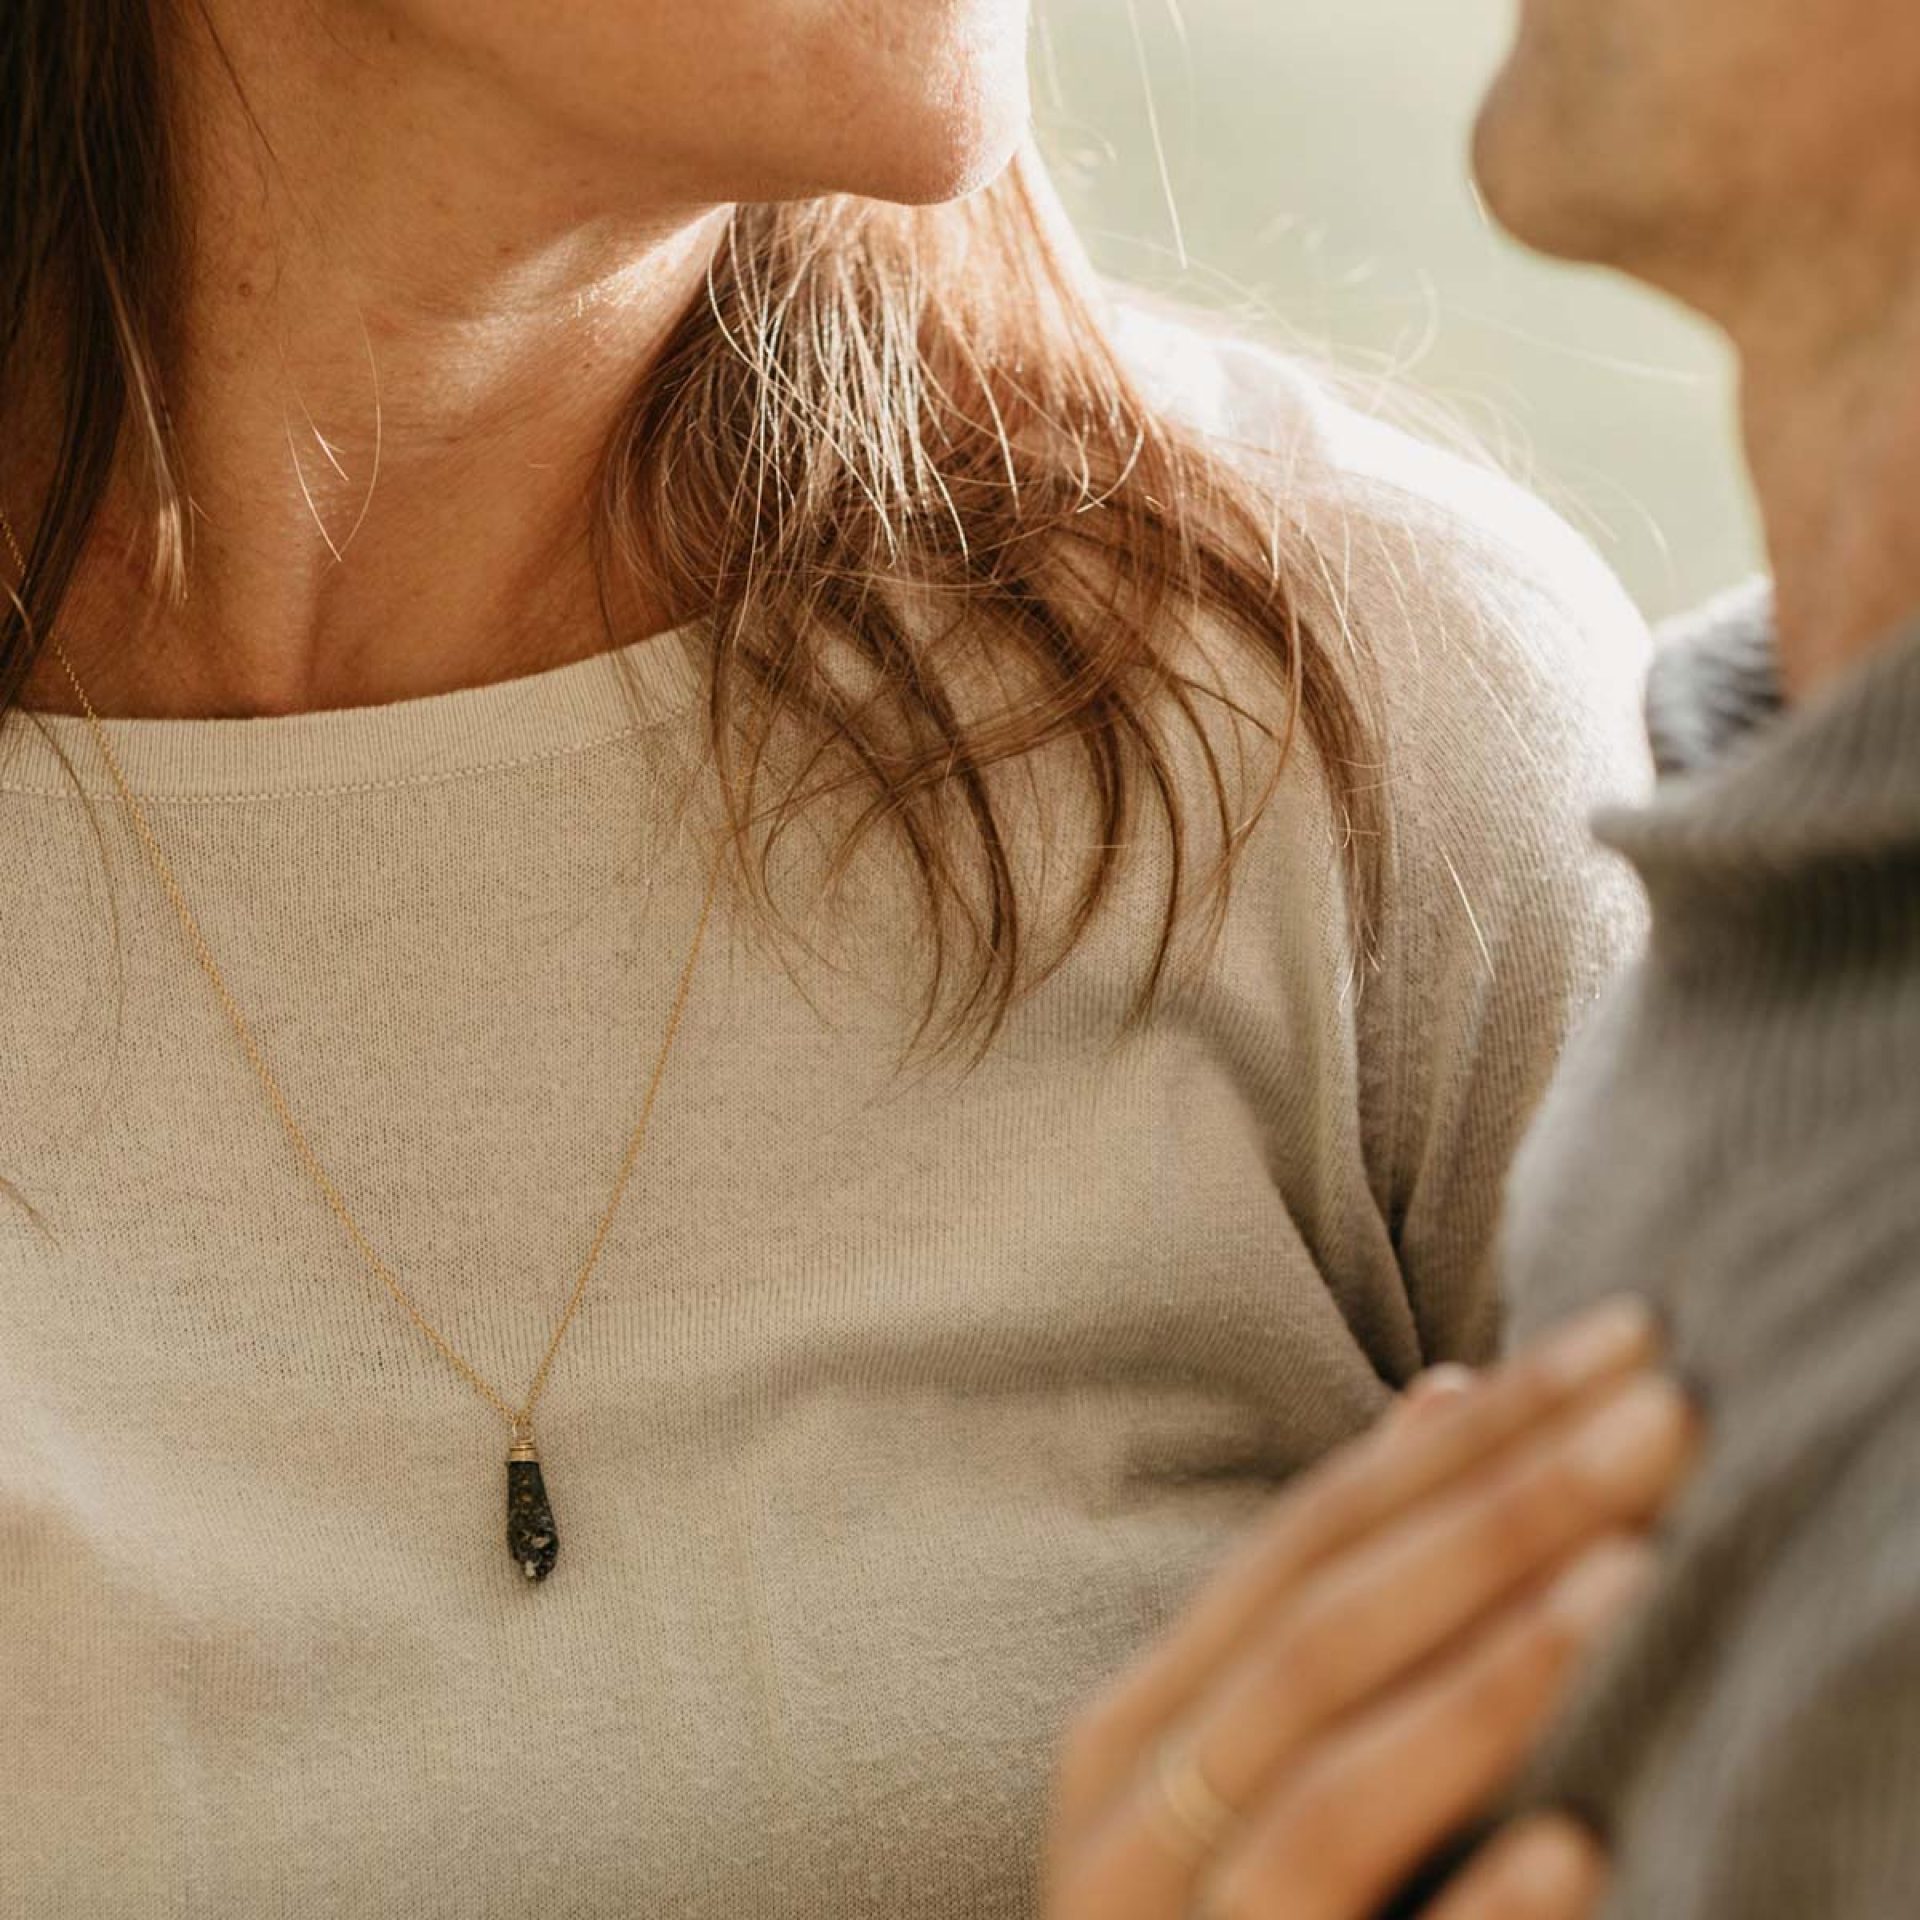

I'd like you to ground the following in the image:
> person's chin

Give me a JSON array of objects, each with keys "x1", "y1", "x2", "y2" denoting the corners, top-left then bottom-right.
[
  {"x1": 886, "y1": 128, "x2": 1027, "y2": 207},
  {"x1": 820, "y1": 85, "x2": 1032, "y2": 208},
  {"x1": 1469, "y1": 79, "x2": 1598, "y2": 262}
]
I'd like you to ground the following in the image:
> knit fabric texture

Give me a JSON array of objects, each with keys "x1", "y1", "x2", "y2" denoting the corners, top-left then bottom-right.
[
  {"x1": 1504, "y1": 603, "x2": 1920, "y2": 1916},
  {"x1": 0, "y1": 308, "x2": 1652, "y2": 1917}
]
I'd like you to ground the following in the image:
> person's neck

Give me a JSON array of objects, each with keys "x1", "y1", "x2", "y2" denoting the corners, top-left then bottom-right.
[
  {"x1": 10, "y1": 3, "x2": 729, "y2": 723},
  {"x1": 1734, "y1": 261, "x2": 1920, "y2": 705}
]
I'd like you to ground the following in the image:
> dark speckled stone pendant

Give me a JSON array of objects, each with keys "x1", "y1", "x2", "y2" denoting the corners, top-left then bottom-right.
[{"x1": 507, "y1": 1436, "x2": 559, "y2": 1584}]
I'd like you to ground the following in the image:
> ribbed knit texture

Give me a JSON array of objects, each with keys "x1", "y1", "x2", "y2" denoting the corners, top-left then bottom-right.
[
  {"x1": 0, "y1": 309, "x2": 1652, "y2": 1917},
  {"x1": 1505, "y1": 605, "x2": 1920, "y2": 1916}
]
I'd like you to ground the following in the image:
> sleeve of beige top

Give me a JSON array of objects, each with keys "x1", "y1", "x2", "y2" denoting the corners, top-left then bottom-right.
[
  {"x1": 1325, "y1": 444, "x2": 1658, "y2": 1369},
  {"x1": 1114, "y1": 305, "x2": 1657, "y2": 1371}
]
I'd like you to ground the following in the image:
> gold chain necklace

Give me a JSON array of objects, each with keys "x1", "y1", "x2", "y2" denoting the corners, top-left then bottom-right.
[{"x1": 0, "y1": 504, "x2": 725, "y2": 1586}]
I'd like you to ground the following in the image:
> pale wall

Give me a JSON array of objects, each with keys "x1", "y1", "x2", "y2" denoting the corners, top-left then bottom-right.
[{"x1": 1035, "y1": 0, "x2": 1763, "y2": 621}]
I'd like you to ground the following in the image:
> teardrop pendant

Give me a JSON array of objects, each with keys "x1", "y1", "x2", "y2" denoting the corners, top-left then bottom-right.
[{"x1": 507, "y1": 1435, "x2": 560, "y2": 1584}]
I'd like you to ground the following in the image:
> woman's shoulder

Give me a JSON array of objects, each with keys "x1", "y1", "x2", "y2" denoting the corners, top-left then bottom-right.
[
  {"x1": 1106, "y1": 296, "x2": 1658, "y2": 1366},
  {"x1": 1108, "y1": 293, "x2": 1654, "y2": 735}
]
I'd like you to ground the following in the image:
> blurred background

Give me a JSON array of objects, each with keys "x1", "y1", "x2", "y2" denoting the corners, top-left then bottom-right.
[{"x1": 1033, "y1": 0, "x2": 1764, "y2": 623}]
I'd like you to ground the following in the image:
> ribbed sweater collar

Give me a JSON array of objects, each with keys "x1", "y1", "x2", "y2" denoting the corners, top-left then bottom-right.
[{"x1": 1600, "y1": 591, "x2": 1920, "y2": 912}]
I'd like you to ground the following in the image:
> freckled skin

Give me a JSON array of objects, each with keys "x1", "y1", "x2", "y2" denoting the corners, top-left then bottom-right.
[
  {"x1": 10, "y1": 0, "x2": 1039, "y2": 724},
  {"x1": 358, "y1": 0, "x2": 1034, "y2": 208}
]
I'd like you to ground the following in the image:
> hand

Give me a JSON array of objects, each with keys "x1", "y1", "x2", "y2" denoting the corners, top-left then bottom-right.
[{"x1": 1041, "y1": 1297, "x2": 1702, "y2": 1920}]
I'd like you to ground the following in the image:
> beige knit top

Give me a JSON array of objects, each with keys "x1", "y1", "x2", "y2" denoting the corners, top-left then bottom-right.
[{"x1": 0, "y1": 304, "x2": 1651, "y2": 1917}]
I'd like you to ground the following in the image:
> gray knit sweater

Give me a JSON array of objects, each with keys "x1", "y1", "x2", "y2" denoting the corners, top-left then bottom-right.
[{"x1": 1501, "y1": 584, "x2": 1920, "y2": 1916}]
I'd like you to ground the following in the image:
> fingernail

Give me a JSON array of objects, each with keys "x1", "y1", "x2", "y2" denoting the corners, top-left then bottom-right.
[
  {"x1": 1567, "y1": 1375, "x2": 1693, "y2": 1490},
  {"x1": 1508, "y1": 1816, "x2": 1611, "y2": 1901},
  {"x1": 1407, "y1": 1363, "x2": 1478, "y2": 1406},
  {"x1": 1548, "y1": 1537, "x2": 1657, "y2": 1630},
  {"x1": 1535, "y1": 1295, "x2": 1664, "y2": 1388}
]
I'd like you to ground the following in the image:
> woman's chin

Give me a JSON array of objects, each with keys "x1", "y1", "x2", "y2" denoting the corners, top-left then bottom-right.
[
  {"x1": 827, "y1": 86, "x2": 1032, "y2": 208},
  {"x1": 886, "y1": 134, "x2": 1027, "y2": 207}
]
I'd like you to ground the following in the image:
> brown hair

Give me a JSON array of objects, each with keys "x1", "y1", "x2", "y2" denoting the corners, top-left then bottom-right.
[{"x1": 0, "y1": 4, "x2": 1380, "y2": 1078}]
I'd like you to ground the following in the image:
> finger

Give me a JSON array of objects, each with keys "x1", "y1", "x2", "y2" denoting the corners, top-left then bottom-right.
[
  {"x1": 1058, "y1": 1296, "x2": 1664, "y2": 1829},
  {"x1": 1369, "y1": 1819, "x2": 1499, "y2": 1919},
  {"x1": 1077, "y1": 1370, "x2": 1686, "y2": 1920},
  {"x1": 1176, "y1": 1373, "x2": 1696, "y2": 1819},
  {"x1": 1391, "y1": 1365, "x2": 1480, "y2": 1425},
  {"x1": 1197, "y1": 1537, "x2": 1653, "y2": 1920},
  {"x1": 1423, "y1": 1814, "x2": 1609, "y2": 1920},
  {"x1": 1407, "y1": 1363, "x2": 1479, "y2": 1406}
]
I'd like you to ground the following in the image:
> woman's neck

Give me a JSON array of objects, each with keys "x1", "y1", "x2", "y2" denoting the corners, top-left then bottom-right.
[{"x1": 13, "y1": 0, "x2": 730, "y2": 721}]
